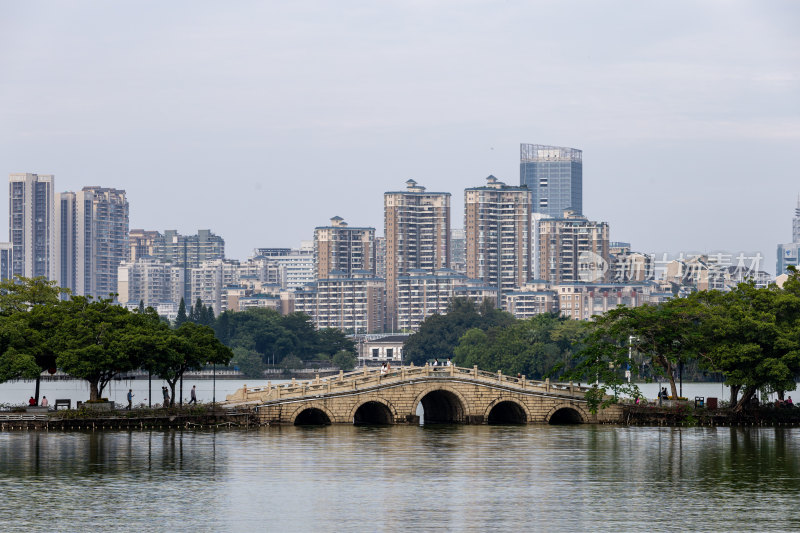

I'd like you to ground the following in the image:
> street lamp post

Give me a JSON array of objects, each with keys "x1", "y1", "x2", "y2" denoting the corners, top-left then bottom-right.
[{"x1": 212, "y1": 362, "x2": 216, "y2": 406}]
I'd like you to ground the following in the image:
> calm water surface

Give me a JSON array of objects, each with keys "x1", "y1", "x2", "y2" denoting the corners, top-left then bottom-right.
[{"x1": 1, "y1": 425, "x2": 798, "y2": 532}]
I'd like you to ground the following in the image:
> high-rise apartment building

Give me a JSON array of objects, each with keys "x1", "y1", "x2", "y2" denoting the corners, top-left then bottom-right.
[
  {"x1": 464, "y1": 176, "x2": 532, "y2": 300},
  {"x1": 54, "y1": 192, "x2": 77, "y2": 292},
  {"x1": 129, "y1": 229, "x2": 161, "y2": 261},
  {"x1": 148, "y1": 229, "x2": 225, "y2": 303},
  {"x1": 154, "y1": 229, "x2": 225, "y2": 268},
  {"x1": 9, "y1": 173, "x2": 56, "y2": 279},
  {"x1": 777, "y1": 199, "x2": 800, "y2": 275},
  {"x1": 520, "y1": 144, "x2": 582, "y2": 217},
  {"x1": 538, "y1": 210, "x2": 610, "y2": 284},
  {"x1": 0, "y1": 242, "x2": 12, "y2": 281},
  {"x1": 384, "y1": 180, "x2": 450, "y2": 329},
  {"x1": 313, "y1": 216, "x2": 375, "y2": 279},
  {"x1": 74, "y1": 187, "x2": 129, "y2": 299},
  {"x1": 117, "y1": 257, "x2": 185, "y2": 309},
  {"x1": 450, "y1": 228, "x2": 466, "y2": 275},
  {"x1": 374, "y1": 236, "x2": 386, "y2": 280}
]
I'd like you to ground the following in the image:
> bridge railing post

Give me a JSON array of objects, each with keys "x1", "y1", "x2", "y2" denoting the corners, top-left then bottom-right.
[
  {"x1": 497, "y1": 370, "x2": 502, "y2": 381},
  {"x1": 545, "y1": 378, "x2": 550, "y2": 392},
  {"x1": 473, "y1": 365, "x2": 478, "y2": 378},
  {"x1": 521, "y1": 375, "x2": 526, "y2": 388},
  {"x1": 339, "y1": 370, "x2": 344, "y2": 381},
  {"x1": 570, "y1": 381, "x2": 574, "y2": 394},
  {"x1": 449, "y1": 364, "x2": 454, "y2": 376}
]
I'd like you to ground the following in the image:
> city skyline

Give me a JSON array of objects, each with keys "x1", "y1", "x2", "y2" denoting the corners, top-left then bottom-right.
[{"x1": 1, "y1": 2, "x2": 798, "y2": 270}]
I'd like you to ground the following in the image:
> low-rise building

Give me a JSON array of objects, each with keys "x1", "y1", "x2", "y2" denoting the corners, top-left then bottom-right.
[{"x1": 503, "y1": 281, "x2": 559, "y2": 319}]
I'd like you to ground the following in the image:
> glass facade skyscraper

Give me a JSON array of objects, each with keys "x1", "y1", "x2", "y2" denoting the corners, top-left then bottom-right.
[{"x1": 520, "y1": 144, "x2": 582, "y2": 217}]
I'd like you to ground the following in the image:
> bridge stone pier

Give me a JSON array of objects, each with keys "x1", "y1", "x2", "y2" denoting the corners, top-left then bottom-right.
[{"x1": 225, "y1": 365, "x2": 624, "y2": 426}]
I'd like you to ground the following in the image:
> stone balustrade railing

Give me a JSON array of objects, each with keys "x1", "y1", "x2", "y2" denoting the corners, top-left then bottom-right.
[{"x1": 225, "y1": 364, "x2": 591, "y2": 405}]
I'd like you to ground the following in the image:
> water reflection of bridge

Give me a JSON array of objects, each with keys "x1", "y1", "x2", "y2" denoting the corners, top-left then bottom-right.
[{"x1": 225, "y1": 365, "x2": 623, "y2": 425}]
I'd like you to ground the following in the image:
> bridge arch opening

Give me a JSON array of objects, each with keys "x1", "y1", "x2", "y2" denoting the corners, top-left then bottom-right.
[
  {"x1": 548, "y1": 407, "x2": 584, "y2": 425},
  {"x1": 487, "y1": 401, "x2": 527, "y2": 424},
  {"x1": 419, "y1": 390, "x2": 465, "y2": 425},
  {"x1": 294, "y1": 408, "x2": 332, "y2": 426},
  {"x1": 353, "y1": 401, "x2": 394, "y2": 425}
]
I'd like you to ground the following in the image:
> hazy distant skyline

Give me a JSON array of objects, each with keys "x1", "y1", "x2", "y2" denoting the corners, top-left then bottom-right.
[{"x1": 2, "y1": 1, "x2": 798, "y2": 272}]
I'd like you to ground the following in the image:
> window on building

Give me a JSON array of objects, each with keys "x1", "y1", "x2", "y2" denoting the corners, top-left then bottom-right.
[
  {"x1": 372, "y1": 348, "x2": 379, "y2": 358},
  {"x1": 539, "y1": 178, "x2": 548, "y2": 187},
  {"x1": 539, "y1": 199, "x2": 548, "y2": 207},
  {"x1": 386, "y1": 348, "x2": 394, "y2": 359}
]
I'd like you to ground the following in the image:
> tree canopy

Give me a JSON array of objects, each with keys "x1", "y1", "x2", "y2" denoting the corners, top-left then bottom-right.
[
  {"x1": 214, "y1": 308, "x2": 354, "y2": 367},
  {"x1": 570, "y1": 275, "x2": 800, "y2": 412},
  {"x1": 453, "y1": 314, "x2": 588, "y2": 379},
  {"x1": 403, "y1": 298, "x2": 514, "y2": 366}
]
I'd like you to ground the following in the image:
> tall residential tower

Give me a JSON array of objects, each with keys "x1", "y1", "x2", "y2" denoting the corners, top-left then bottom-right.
[
  {"x1": 313, "y1": 216, "x2": 375, "y2": 279},
  {"x1": 464, "y1": 176, "x2": 532, "y2": 299},
  {"x1": 9, "y1": 173, "x2": 56, "y2": 279},
  {"x1": 384, "y1": 180, "x2": 450, "y2": 330},
  {"x1": 75, "y1": 187, "x2": 130, "y2": 299}
]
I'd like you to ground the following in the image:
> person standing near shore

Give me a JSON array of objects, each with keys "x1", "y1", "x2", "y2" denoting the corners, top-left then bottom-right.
[{"x1": 127, "y1": 389, "x2": 134, "y2": 410}]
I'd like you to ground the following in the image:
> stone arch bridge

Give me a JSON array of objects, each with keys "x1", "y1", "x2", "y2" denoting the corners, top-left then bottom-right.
[{"x1": 225, "y1": 365, "x2": 623, "y2": 426}]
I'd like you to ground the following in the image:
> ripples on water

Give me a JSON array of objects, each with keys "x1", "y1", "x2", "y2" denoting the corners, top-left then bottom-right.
[{"x1": 1, "y1": 426, "x2": 799, "y2": 532}]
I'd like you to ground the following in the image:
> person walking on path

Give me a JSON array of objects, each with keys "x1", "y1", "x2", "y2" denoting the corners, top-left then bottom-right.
[
  {"x1": 162, "y1": 386, "x2": 170, "y2": 406},
  {"x1": 127, "y1": 389, "x2": 134, "y2": 410},
  {"x1": 188, "y1": 385, "x2": 197, "y2": 404}
]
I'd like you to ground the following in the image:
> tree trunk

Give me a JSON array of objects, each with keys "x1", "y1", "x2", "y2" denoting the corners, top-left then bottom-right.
[
  {"x1": 730, "y1": 385, "x2": 740, "y2": 406},
  {"x1": 778, "y1": 390, "x2": 785, "y2": 401},
  {"x1": 168, "y1": 380, "x2": 177, "y2": 407},
  {"x1": 89, "y1": 379, "x2": 100, "y2": 401},
  {"x1": 734, "y1": 386, "x2": 757, "y2": 412},
  {"x1": 659, "y1": 356, "x2": 678, "y2": 399},
  {"x1": 34, "y1": 375, "x2": 41, "y2": 404}
]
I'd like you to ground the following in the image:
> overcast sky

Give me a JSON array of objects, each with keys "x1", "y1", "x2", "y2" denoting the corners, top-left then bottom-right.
[{"x1": 1, "y1": 1, "x2": 798, "y2": 273}]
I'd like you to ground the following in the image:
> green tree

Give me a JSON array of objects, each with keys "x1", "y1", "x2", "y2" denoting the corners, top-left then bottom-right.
[
  {"x1": 0, "y1": 275, "x2": 69, "y2": 314},
  {"x1": 693, "y1": 281, "x2": 800, "y2": 411},
  {"x1": 148, "y1": 322, "x2": 233, "y2": 406},
  {"x1": 332, "y1": 350, "x2": 357, "y2": 372},
  {"x1": 403, "y1": 298, "x2": 514, "y2": 366},
  {"x1": 281, "y1": 354, "x2": 303, "y2": 373},
  {"x1": 570, "y1": 298, "x2": 704, "y2": 403},
  {"x1": 453, "y1": 314, "x2": 588, "y2": 379},
  {"x1": 0, "y1": 276, "x2": 69, "y2": 402},
  {"x1": 231, "y1": 346, "x2": 267, "y2": 379},
  {"x1": 54, "y1": 297, "x2": 145, "y2": 401},
  {"x1": 175, "y1": 298, "x2": 188, "y2": 328}
]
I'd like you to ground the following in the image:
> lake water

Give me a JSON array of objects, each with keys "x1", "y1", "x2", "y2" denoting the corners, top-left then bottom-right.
[
  {"x1": 0, "y1": 425, "x2": 798, "y2": 532},
  {"x1": 3, "y1": 378, "x2": 794, "y2": 409},
  {"x1": 0, "y1": 378, "x2": 257, "y2": 407}
]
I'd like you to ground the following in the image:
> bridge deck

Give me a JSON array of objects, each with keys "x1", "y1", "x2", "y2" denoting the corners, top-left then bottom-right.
[{"x1": 225, "y1": 365, "x2": 590, "y2": 407}]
